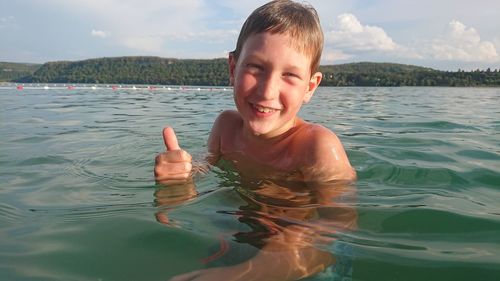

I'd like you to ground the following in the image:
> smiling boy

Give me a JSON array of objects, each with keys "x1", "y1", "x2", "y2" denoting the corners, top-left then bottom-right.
[
  {"x1": 156, "y1": 0, "x2": 355, "y2": 184},
  {"x1": 155, "y1": 0, "x2": 356, "y2": 280}
]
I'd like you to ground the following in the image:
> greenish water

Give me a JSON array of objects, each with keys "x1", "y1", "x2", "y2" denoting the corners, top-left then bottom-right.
[{"x1": 1, "y1": 86, "x2": 499, "y2": 280}]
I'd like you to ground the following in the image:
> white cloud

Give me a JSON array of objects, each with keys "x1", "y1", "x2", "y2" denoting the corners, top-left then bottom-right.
[
  {"x1": 425, "y1": 20, "x2": 499, "y2": 62},
  {"x1": 322, "y1": 49, "x2": 354, "y2": 63},
  {"x1": 91, "y1": 29, "x2": 108, "y2": 38},
  {"x1": 325, "y1": 13, "x2": 397, "y2": 53},
  {"x1": 323, "y1": 13, "x2": 499, "y2": 66}
]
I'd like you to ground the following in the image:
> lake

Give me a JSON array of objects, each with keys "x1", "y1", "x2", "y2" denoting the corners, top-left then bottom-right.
[{"x1": 1, "y1": 85, "x2": 499, "y2": 280}]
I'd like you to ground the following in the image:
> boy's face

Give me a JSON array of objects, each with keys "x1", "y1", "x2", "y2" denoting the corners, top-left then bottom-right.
[{"x1": 229, "y1": 32, "x2": 322, "y2": 138}]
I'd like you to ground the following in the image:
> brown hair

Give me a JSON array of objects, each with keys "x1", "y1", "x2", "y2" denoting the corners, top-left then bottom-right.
[{"x1": 232, "y1": 0, "x2": 324, "y2": 74}]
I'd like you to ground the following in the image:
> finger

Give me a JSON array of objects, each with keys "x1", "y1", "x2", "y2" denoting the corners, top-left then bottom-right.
[
  {"x1": 163, "y1": 127, "x2": 180, "y2": 151},
  {"x1": 154, "y1": 161, "x2": 192, "y2": 177},
  {"x1": 155, "y1": 150, "x2": 192, "y2": 164},
  {"x1": 154, "y1": 169, "x2": 192, "y2": 184}
]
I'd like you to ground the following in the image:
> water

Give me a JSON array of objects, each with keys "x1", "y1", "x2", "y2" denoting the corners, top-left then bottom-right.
[{"x1": 1, "y1": 86, "x2": 499, "y2": 280}]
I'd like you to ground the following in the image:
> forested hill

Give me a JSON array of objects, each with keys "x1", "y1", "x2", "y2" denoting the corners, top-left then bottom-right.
[
  {"x1": 7, "y1": 56, "x2": 500, "y2": 86},
  {"x1": 0, "y1": 62, "x2": 41, "y2": 82},
  {"x1": 15, "y1": 57, "x2": 229, "y2": 86},
  {"x1": 320, "y1": 62, "x2": 500, "y2": 86}
]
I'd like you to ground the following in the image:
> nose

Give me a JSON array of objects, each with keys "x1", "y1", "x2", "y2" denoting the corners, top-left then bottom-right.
[{"x1": 258, "y1": 72, "x2": 280, "y2": 100}]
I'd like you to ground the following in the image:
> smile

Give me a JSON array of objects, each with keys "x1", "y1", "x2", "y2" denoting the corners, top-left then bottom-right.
[{"x1": 252, "y1": 104, "x2": 279, "y2": 114}]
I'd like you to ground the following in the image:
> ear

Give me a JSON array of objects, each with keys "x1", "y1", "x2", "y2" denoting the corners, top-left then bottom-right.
[
  {"x1": 228, "y1": 52, "x2": 237, "y2": 86},
  {"x1": 303, "y1": 71, "x2": 322, "y2": 103}
]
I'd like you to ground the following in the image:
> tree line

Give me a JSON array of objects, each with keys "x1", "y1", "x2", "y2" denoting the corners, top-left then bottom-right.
[
  {"x1": 320, "y1": 63, "x2": 500, "y2": 87},
  {"x1": 0, "y1": 62, "x2": 41, "y2": 82},
  {"x1": 5, "y1": 57, "x2": 500, "y2": 87},
  {"x1": 13, "y1": 57, "x2": 229, "y2": 86}
]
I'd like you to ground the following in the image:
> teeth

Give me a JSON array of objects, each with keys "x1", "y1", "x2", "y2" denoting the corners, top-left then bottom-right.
[{"x1": 254, "y1": 105, "x2": 274, "y2": 113}]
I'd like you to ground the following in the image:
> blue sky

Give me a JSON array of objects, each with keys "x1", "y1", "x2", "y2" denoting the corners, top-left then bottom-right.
[{"x1": 1, "y1": 0, "x2": 499, "y2": 70}]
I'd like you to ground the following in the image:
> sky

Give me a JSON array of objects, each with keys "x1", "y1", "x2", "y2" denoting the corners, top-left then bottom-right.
[{"x1": 1, "y1": 0, "x2": 499, "y2": 70}]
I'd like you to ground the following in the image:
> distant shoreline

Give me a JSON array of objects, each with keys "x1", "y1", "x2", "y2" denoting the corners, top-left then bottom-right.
[
  {"x1": 2, "y1": 57, "x2": 500, "y2": 87},
  {"x1": 2, "y1": 82, "x2": 499, "y2": 90},
  {"x1": 0, "y1": 83, "x2": 233, "y2": 91}
]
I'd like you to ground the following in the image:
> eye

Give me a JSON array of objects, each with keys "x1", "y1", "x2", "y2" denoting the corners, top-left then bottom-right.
[
  {"x1": 243, "y1": 63, "x2": 264, "y2": 75},
  {"x1": 283, "y1": 72, "x2": 302, "y2": 80},
  {"x1": 246, "y1": 63, "x2": 263, "y2": 70}
]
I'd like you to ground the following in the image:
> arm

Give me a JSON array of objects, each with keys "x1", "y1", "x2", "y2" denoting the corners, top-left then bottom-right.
[
  {"x1": 171, "y1": 230, "x2": 333, "y2": 281},
  {"x1": 154, "y1": 109, "x2": 231, "y2": 212},
  {"x1": 154, "y1": 112, "x2": 226, "y2": 222},
  {"x1": 300, "y1": 125, "x2": 357, "y2": 243},
  {"x1": 206, "y1": 110, "x2": 238, "y2": 166},
  {"x1": 154, "y1": 127, "x2": 197, "y2": 224}
]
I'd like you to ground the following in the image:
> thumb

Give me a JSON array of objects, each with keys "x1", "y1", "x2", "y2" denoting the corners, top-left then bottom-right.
[{"x1": 163, "y1": 127, "x2": 180, "y2": 151}]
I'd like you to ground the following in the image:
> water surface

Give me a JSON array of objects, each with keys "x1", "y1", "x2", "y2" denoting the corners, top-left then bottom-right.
[{"x1": 1, "y1": 86, "x2": 499, "y2": 280}]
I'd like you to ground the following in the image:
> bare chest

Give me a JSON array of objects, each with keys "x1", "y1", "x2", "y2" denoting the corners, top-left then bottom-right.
[{"x1": 219, "y1": 134, "x2": 307, "y2": 181}]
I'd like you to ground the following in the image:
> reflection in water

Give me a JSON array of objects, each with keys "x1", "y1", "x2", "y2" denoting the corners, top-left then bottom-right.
[
  {"x1": 155, "y1": 173, "x2": 357, "y2": 280},
  {"x1": 154, "y1": 182, "x2": 197, "y2": 225}
]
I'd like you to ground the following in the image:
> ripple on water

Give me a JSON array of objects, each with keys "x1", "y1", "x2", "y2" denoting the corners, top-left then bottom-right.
[
  {"x1": 358, "y1": 161, "x2": 470, "y2": 188},
  {"x1": 27, "y1": 202, "x2": 154, "y2": 223},
  {"x1": 63, "y1": 137, "x2": 155, "y2": 190},
  {"x1": 9, "y1": 136, "x2": 52, "y2": 144},
  {"x1": 18, "y1": 155, "x2": 71, "y2": 166},
  {"x1": 0, "y1": 203, "x2": 26, "y2": 224}
]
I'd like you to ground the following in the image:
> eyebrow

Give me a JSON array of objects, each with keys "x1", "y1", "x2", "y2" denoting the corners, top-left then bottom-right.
[{"x1": 243, "y1": 54, "x2": 307, "y2": 73}]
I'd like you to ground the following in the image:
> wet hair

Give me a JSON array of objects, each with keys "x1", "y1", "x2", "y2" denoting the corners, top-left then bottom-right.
[{"x1": 232, "y1": 0, "x2": 324, "y2": 74}]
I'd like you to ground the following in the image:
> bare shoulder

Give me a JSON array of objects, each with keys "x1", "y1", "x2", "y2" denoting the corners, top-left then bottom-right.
[
  {"x1": 216, "y1": 109, "x2": 241, "y2": 122},
  {"x1": 208, "y1": 110, "x2": 241, "y2": 157},
  {"x1": 298, "y1": 123, "x2": 342, "y2": 150},
  {"x1": 298, "y1": 123, "x2": 356, "y2": 182},
  {"x1": 212, "y1": 110, "x2": 241, "y2": 133}
]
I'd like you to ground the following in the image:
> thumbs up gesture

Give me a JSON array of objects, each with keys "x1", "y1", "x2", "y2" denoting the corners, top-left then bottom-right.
[{"x1": 154, "y1": 127, "x2": 193, "y2": 185}]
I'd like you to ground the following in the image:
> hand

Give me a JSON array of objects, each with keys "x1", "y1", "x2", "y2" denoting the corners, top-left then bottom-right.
[{"x1": 155, "y1": 127, "x2": 193, "y2": 185}]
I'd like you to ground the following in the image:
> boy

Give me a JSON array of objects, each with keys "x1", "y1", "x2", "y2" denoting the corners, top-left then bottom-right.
[{"x1": 155, "y1": 0, "x2": 356, "y2": 280}]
